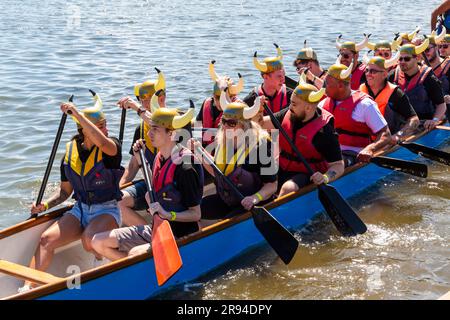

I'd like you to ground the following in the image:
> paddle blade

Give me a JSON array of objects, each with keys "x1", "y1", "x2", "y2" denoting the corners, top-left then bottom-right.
[
  {"x1": 401, "y1": 142, "x2": 450, "y2": 166},
  {"x1": 251, "y1": 206, "x2": 299, "y2": 265},
  {"x1": 284, "y1": 75, "x2": 298, "y2": 90},
  {"x1": 371, "y1": 156, "x2": 428, "y2": 178},
  {"x1": 318, "y1": 184, "x2": 367, "y2": 236},
  {"x1": 152, "y1": 215, "x2": 182, "y2": 286}
]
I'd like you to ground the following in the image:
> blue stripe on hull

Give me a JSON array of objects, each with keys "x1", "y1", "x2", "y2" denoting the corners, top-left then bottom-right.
[{"x1": 40, "y1": 128, "x2": 450, "y2": 300}]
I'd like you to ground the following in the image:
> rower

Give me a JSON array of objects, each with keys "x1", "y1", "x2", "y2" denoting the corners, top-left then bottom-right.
[
  {"x1": 116, "y1": 69, "x2": 166, "y2": 226},
  {"x1": 335, "y1": 34, "x2": 370, "y2": 90},
  {"x1": 23, "y1": 92, "x2": 124, "y2": 291},
  {"x1": 244, "y1": 43, "x2": 293, "y2": 115},
  {"x1": 320, "y1": 63, "x2": 392, "y2": 167},
  {"x1": 438, "y1": 34, "x2": 450, "y2": 58},
  {"x1": 360, "y1": 54, "x2": 420, "y2": 141},
  {"x1": 423, "y1": 29, "x2": 450, "y2": 120},
  {"x1": 390, "y1": 39, "x2": 447, "y2": 130},
  {"x1": 293, "y1": 40, "x2": 326, "y2": 89},
  {"x1": 396, "y1": 26, "x2": 421, "y2": 46},
  {"x1": 92, "y1": 105, "x2": 204, "y2": 260},
  {"x1": 190, "y1": 90, "x2": 277, "y2": 223},
  {"x1": 260, "y1": 78, "x2": 344, "y2": 197},
  {"x1": 196, "y1": 60, "x2": 244, "y2": 146},
  {"x1": 367, "y1": 39, "x2": 402, "y2": 72}
]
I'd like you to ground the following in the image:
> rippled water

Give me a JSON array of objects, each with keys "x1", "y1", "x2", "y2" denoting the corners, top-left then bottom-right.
[{"x1": 0, "y1": 0, "x2": 447, "y2": 299}]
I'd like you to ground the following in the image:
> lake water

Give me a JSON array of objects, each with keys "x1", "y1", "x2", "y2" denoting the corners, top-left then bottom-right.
[{"x1": 0, "y1": 0, "x2": 448, "y2": 299}]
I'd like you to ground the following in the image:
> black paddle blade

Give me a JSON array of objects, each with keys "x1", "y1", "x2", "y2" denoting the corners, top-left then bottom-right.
[
  {"x1": 400, "y1": 142, "x2": 450, "y2": 166},
  {"x1": 284, "y1": 75, "x2": 298, "y2": 90},
  {"x1": 251, "y1": 206, "x2": 299, "y2": 265},
  {"x1": 370, "y1": 156, "x2": 428, "y2": 178},
  {"x1": 318, "y1": 184, "x2": 367, "y2": 237}
]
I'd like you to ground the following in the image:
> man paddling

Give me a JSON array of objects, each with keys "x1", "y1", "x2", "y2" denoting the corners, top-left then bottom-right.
[
  {"x1": 260, "y1": 79, "x2": 344, "y2": 197},
  {"x1": 367, "y1": 39, "x2": 402, "y2": 72},
  {"x1": 92, "y1": 106, "x2": 204, "y2": 260},
  {"x1": 244, "y1": 44, "x2": 293, "y2": 114},
  {"x1": 293, "y1": 41, "x2": 326, "y2": 89},
  {"x1": 335, "y1": 34, "x2": 369, "y2": 90},
  {"x1": 196, "y1": 60, "x2": 244, "y2": 146},
  {"x1": 115, "y1": 69, "x2": 166, "y2": 226},
  {"x1": 320, "y1": 63, "x2": 392, "y2": 167},
  {"x1": 360, "y1": 54, "x2": 420, "y2": 141},
  {"x1": 390, "y1": 39, "x2": 447, "y2": 130}
]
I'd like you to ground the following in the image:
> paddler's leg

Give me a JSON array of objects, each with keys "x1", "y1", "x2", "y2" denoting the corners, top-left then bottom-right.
[
  {"x1": 119, "y1": 181, "x2": 148, "y2": 226},
  {"x1": 278, "y1": 171, "x2": 310, "y2": 198},
  {"x1": 24, "y1": 213, "x2": 82, "y2": 288},
  {"x1": 199, "y1": 194, "x2": 235, "y2": 227}
]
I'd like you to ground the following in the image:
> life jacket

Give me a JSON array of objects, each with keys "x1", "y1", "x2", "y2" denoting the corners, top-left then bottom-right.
[
  {"x1": 63, "y1": 139, "x2": 124, "y2": 205},
  {"x1": 201, "y1": 97, "x2": 222, "y2": 146},
  {"x1": 140, "y1": 120, "x2": 157, "y2": 166},
  {"x1": 213, "y1": 138, "x2": 263, "y2": 207},
  {"x1": 258, "y1": 84, "x2": 288, "y2": 114},
  {"x1": 360, "y1": 82, "x2": 402, "y2": 133},
  {"x1": 393, "y1": 65, "x2": 435, "y2": 119},
  {"x1": 351, "y1": 62, "x2": 366, "y2": 91},
  {"x1": 433, "y1": 58, "x2": 450, "y2": 95},
  {"x1": 152, "y1": 147, "x2": 204, "y2": 238},
  {"x1": 279, "y1": 109, "x2": 332, "y2": 174},
  {"x1": 322, "y1": 91, "x2": 374, "y2": 148}
]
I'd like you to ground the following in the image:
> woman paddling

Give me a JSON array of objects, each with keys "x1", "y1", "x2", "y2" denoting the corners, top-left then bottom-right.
[{"x1": 21, "y1": 92, "x2": 124, "y2": 292}]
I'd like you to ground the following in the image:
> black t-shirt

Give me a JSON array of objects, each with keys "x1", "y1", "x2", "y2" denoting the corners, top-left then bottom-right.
[
  {"x1": 196, "y1": 98, "x2": 221, "y2": 122},
  {"x1": 60, "y1": 137, "x2": 122, "y2": 181},
  {"x1": 272, "y1": 108, "x2": 343, "y2": 163},
  {"x1": 157, "y1": 155, "x2": 203, "y2": 208},
  {"x1": 243, "y1": 86, "x2": 294, "y2": 109},
  {"x1": 388, "y1": 70, "x2": 445, "y2": 105}
]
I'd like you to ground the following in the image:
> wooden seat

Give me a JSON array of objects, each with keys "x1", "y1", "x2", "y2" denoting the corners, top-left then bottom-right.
[{"x1": 0, "y1": 259, "x2": 63, "y2": 285}]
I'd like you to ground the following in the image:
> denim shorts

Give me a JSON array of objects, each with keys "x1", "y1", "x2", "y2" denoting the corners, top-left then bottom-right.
[
  {"x1": 123, "y1": 180, "x2": 148, "y2": 211},
  {"x1": 66, "y1": 200, "x2": 121, "y2": 229}
]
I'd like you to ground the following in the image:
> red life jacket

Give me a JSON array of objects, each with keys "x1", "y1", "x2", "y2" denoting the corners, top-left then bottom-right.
[
  {"x1": 322, "y1": 91, "x2": 374, "y2": 148},
  {"x1": 394, "y1": 64, "x2": 432, "y2": 92},
  {"x1": 201, "y1": 97, "x2": 222, "y2": 146},
  {"x1": 279, "y1": 109, "x2": 333, "y2": 174},
  {"x1": 433, "y1": 58, "x2": 450, "y2": 94},
  {"x1": 258, "y1": 84, "x2": 288, "y2": 114},
  {"x1": 351, "y1": 63, "x2": 366, "y2": 90}
]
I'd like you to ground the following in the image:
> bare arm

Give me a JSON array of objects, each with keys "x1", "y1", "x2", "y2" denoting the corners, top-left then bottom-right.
[
  {"x1": 119, "y1": 155, "x2": 140, "y2": 185},
  {"x1": 394, "y1": 115, "x2": 420, "y2": 141},
  {"x1": 31, "y1": 181, "x2": 73, "y2": 214},
  {"x1": 357, "y1": 126, "x2": 391, "y2": 162},
  {"x1": 166, "y1": 205, "x2": 201, "y2": 223},
  {"x1": 310, "y1": 160, "x2": 345, "y2": 185}
]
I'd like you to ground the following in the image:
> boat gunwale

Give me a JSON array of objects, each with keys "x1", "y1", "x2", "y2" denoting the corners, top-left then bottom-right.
[{"x1": 2, "y1": 126, "x2": 448, "y2": 300}]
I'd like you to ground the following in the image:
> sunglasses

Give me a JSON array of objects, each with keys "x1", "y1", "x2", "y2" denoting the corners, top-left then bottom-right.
[
  {"x1": 365, "y1": 68, "x2": 384, "y2": 75},
  {"x1": 221, "y1": 118, "x2": 238, "y2": 127},
  {"x1": 399, "y1": 56, "x2": 413, "y2": 62},
  {"x1": 439, "y1": 44, "x2": 449, "y2": 49},
  {"x1": 339, "y1": 52, "x2": 353, "y2": 59},
  {"x1": 375, "y1": 51, "x2": 391, "y2": 58}
]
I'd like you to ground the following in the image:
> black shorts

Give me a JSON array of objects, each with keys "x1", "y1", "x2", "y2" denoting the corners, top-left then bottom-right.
[{"x1": 278, "y1": 170, "x2": 311, "y2": 190}]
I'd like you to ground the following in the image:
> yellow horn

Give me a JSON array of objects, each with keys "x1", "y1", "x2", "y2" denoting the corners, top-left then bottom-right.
[
  {"x1": 229, "y1": 73, "x2": 244, "y2": 95},
  {"x1": 154, "y1": 68, "x2": 166, "y2": 92},
  {"x1": 385, "y1": 51, "x2": 400, "y2": 69},
  {"x1": 150, "y1": 92, "x2": 160, "y2": 113},
  {"x1": 172, "y1": 108, "x2": 195, "y2": 129},
  {"x1": 208, "y1": 60, "x2": 219, "y2": 82},
  {"x1": 308, "y1": 88, "x2": 326, "y2": 103},
  {"x1": 367, "y1": 42, "x2": 376, "y2": 51},
  {"x1": 392, "y1": 37, "x2": 402, "y2": 50},
  {"x1": 414, "y1": 37, "x2": 429, "y2": 55},
  {"x1": 253, "y1": 52, "x2": 268, "y2": 73},
  {"x1": 408, "y1": 26, "x2": 420, "y2": 41},
  {"x1": 243, "y1": 96, "x2": 261, "y2": 120},
  {"x1": 298, "y1": 72, "x2": 307, "y2": 85},
  {"x1": 355, "y1": 34, "x2": 369, "y2": 51},
  {"x1": 134, "y1": 84, "x2": 141, "y2": 98},
  {"x1": 274, "y1": 43, "x2": 283, "y2": 59},
  {"x1": 220, "y1": 89, "x2": 230, "y2": 110},
  {"x1": 341, "y1": 61, "x2": 353, "y2": 79}
]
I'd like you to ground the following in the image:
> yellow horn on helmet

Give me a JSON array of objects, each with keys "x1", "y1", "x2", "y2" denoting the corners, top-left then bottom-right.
[
  {"x1": 220, "y1": 89, "x2": 230, "y2": 110},
  {"x1": 385, "y1": 51, "x2": 400, "y2": 69},
  {"x1": 243, "y1": 96, "x2": 261, "y2": 120},
  {"x1": 408, "y1": 26, "x2": 421, "y2": 41},
  {"x1": 172, "y1": 107, "x2": 195, "y2": 130},
  {"x1": 335, "y1": 34, "x2": 343, "y2": 50},
  {"x1": 229, "y1": 73, "x2": 244, "y2": 96},
  {"x1": 154, "y1": 68, "x2": 166, "y2": 92},
  {"x1": 392, "y1": 37, "x2": 402, "y2": 50},
  {"x1": 308, "y1": 88, "x2": 326, "y2": 103},
  {"x1": 355, "y1": 34, "x2": 370, "y2": 51},
  {"x1": 133, "y1": 84, "x2": 141, "y2": 98},
  {"x1": 274, "y1": 43, "x2": 283, "y2": 59},
  {"x1": 414, "y1": 37, "x2": 429, "y2": 55},
  {"x1": 253, "y1": 52, "x2": 268, "y2": 73},
  {"x1": 150, "y1": 91, "x2": 161, "y2": 113},
  {"x1": 340, "y1": 61, "x2": 353, "y2": 79},
  {"x1": 208, "y1": 60, "x2": 219, "y2": 82},
  {"x1": 367, "y1": 42, "x2": 376, "y2": 51}
]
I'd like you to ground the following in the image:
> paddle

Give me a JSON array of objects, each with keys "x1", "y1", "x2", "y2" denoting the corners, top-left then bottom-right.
[
  {"x1": 436, "y1": 125, "x2": 450, "y2": 131},
  {"x1": 118, "y1": 108, "x2": 126, "y2": 145},
  {"x1": 285, "y1": 75, "x2": 298, "y2": 90},
  {"x1": 262, "y1": 103, "x2": 367, "y2": 236},
  {"x1": 399, "y1": 141, "x2": 450, "y2": 166},
  {"x1": 194, "y1": 145, "x2": 299, "y2": 264},
  {"x1": 370, "y1": 156, "x2": 428, "y2": 177},
  {"x1": 137, "y1": 148, "x2": 183, "y2": 286},
  {"x1": 29, "y1": 95, "x2": 74, "y2": 220}
]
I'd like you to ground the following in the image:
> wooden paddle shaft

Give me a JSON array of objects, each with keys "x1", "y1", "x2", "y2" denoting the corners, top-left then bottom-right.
[{"x1": 436, "y1": 125, "x2": 450, "y2": 131}]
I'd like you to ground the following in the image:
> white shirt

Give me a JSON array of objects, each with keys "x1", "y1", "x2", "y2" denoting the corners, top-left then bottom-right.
[{"x1": 319, "y1": 92, "x2": 388, "y2": 153}]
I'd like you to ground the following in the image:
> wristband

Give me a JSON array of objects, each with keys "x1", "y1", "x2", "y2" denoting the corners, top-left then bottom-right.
[
  {"x1": 170, "y1": 211, "x2": 177, "y2": 221},
  {"x1": 137, "y1": 108, "x2": 146, "y2": 116},
  {"x1": 43, "y1": 202, "x2": 49, "y2": 211},
  {"x1": 323, "y1": 174, "x2": 329, "y2": 184},
  {"x1": 255, "y1": 192, "x2": 263, "y2": 201}
]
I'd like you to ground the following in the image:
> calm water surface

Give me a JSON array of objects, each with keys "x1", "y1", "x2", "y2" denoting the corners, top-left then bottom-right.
[{"x1": 0, "y1": 0, "x2": 448, "y2": 299}]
